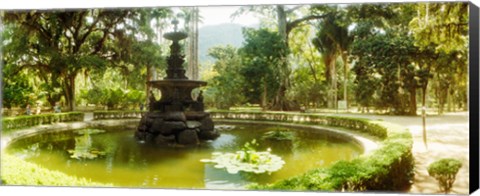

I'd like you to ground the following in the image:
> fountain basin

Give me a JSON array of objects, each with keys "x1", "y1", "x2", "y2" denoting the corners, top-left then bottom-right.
[
  {"x1": 163, "y1": 31, "x2": 188, "y2": 41},
  {"x1": 4, "y1": 121, "x2": 367, "y2": 189},
  {"x1": 148, "y1": 79, "x2": 206, "y2": 103}
]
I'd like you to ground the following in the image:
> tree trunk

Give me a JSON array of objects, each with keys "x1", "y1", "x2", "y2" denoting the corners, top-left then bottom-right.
[
  {"x1": 187, "y1": 10, "x2": 194, "y2": 79},
  {"x1": 332, "y1": 58, "x2": 337, "y2": 110},
  {"x1": 262, "y1": 78, "x2": 267, "y2": 110},
  {"x1": 409, "y1": 88, "x2": 417, "y2": 115},
  {"x1": 64, "y1": 74, "x2": 76, "y2": 111},
  {"x1": 146, "y1": 64, "x2": 152, "y2": 107},
  {"x1": 193, "y1": 7, "x2": 199, "y2": 80},
  {"x1": 447, "y1": 88, "x2": 453, "y2": 112},
  {"x1": 421, "y1": 85, "x2": 428, "y2": 148},
  {"x1": 342, "y1": 53, "x2": 349, "y2": 111},
  {"x1": 270, "y1": 5, "x2": 291, "y2": 111},
  {"x1": 277, "y1": 5, "x2": 287, "y2": 45},
  {"x1": 186, "y1": 7, "x2": 199, "y2": 80}
]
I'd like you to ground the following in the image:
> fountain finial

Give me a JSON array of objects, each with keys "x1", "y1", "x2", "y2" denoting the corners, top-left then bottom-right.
[
  {"x1": 172, "y1": 18, "x2": 179, "y2": 32},
  {"x1": 163, "y1": 18, "x2": 187, "y2": 41}
]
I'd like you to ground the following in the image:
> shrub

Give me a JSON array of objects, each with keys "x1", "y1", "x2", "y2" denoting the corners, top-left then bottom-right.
[
  {"x1": 427, "y1": 158, "x2": 462, "y2": 193},
  {"x1": 210, "y1": 111, "x2": 413, "y2": 192},
  {"x1": 1, "y1": 153, "x2": 111, "y2": 187}
]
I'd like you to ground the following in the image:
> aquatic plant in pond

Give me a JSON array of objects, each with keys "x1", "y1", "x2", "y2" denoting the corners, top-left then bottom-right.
[
  {"x1": 262, "y1": 128, "x2": 295, "y2": 141},
  {"x1": 201, "y1": 140, "x2": 285, "y2": 174}
]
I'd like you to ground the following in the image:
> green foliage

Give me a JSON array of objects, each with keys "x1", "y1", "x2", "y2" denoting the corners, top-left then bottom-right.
[
  {"x1": 103, "y1": 88, "x2": 125, "y2": 109},
  {"x1": 204, "y1": 45, "x2": 246, "y2": 109},
  {"x1": 1, "y1": 153, "x2": 112, "y2": 186},
  {"x1": 289, "y1": 24, "x2": 328, "y2": 109},
  {"x1": 350, "y1": 25, "x2": 420, "y2": 115},
  {"x1": 311, "y1": 6, "x2": 353, "y2": 109},
  {"x1": 123, "y1": 89, "x2": 146, "y2": 108},
  {"x1": 80, "y1": 87, "x2": 103, "y2": 105},
  {"x1": 2, "y1": 8, "x2": 170, "y2": 110},
  {"x1": 290, "y1": 67, "x2": 328, "y2": 108},
  {"x1": 408, "y1": 3, "x2": 469, "y2": 113},
  {"x1": 427, "y1": 158, "x2": 462, "y2": 193},
  {"x1": 80, "y1": 86, "x2": 145, "y2": 110},
  {"x1": 240, "y1": 139, "x2": 259, "y2": 163},
  {"x1": 2, "y1": 70, "x2": 33, "y2": 109},
  {"x1": 239, "y1": 28, "x2": 289, "y2": 107},
  {"x1": 409, "y1": 3, "x2": 468, "y2": 54}
]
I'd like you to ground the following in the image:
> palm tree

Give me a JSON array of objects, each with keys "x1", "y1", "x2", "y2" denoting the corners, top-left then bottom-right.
[
  {"x1": 312, "y1": 7, "x2": 352, "y2": 110},
  {"x1": 179, "y1": 7, "x2": 202, "y2": 80}
]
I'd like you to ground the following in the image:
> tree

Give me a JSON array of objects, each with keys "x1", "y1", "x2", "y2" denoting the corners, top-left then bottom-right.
[
  {"x1": 350, "y1": 24, "x2": 420, "y2": 115},
  {"x1": 239, "y1": 28, "x2": 288, "y2": 109},
  {"x1": 1, "y1": 69, "x2": 33, "y2": 110},
  {"x1": 409, "y1": 2, "x2": 468, "y2": 147},
  {"x1": 311, "y1": 5, "x2": 353, "y2": 110},
  {"x1": 178, "y1": 7, "x2": 201, "y2": 81},
  {"x1": 234, "y1": 5, "x2": 329, "y2": 110},
  {"x1": 2, "y1": 8, "x2": 169, "y2": 111},
  {"x1": 409, "y1": 2, "x2": 469, "y2": 114},
  {"x1": 289, "y1": 24, "x2": 327, "y2": 109},
  {"x1": 205, "y1": 45, "x2": 245, "y2": 109}
]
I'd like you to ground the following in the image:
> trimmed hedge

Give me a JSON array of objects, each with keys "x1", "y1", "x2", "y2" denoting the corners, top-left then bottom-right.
[
  {"x1": 210, "y1": 111, "x2": 413, "y2": 192},
  {"x1": 2, "y1": 112, "x2": 84, "y2": 133},
  {"x1": 93, "y1": 110, "x2": 144, "y2": 120}
]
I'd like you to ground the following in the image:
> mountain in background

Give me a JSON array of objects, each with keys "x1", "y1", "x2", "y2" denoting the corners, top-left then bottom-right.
[{"x1": 198, "y1": 23, "x2": 246, "y2": 66}]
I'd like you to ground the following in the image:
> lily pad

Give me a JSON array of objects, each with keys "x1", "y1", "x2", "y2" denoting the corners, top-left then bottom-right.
[{"x1": 201, "y1": 150, "x2": 285, "y2": 174}]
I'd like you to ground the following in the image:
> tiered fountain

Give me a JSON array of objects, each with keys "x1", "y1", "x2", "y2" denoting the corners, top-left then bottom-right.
[{"x1": 134, "y1": 19, "x2": 219, "y2": 145}]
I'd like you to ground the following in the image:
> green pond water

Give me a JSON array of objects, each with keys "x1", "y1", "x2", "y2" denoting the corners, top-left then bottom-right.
[{"x1": 5, "y1": 123, "x2": 363, "y2": 190}]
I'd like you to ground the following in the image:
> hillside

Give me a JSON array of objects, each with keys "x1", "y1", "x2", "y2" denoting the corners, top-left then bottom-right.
[{"x1": 198, "y1": 23, "x2": 245, "y2": 65}]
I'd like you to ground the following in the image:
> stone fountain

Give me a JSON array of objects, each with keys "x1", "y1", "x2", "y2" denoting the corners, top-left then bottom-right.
[{"x1": 134, "y1": 19, "x2": 219, "y2": 145}]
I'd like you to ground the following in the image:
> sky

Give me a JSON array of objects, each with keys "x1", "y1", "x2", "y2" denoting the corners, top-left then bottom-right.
[{"x1": 198, "y1": 6, "x2": 259, "y2": 27}]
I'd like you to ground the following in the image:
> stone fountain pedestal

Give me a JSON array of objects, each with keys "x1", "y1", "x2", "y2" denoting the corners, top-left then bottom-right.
[{"x1": 134, "y1": 20, "x2": 219, "y2": 145}]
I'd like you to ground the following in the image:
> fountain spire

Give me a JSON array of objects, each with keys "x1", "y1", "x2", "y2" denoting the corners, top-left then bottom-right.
[{"x1": 163, "y1": 18, "x2": 188, "y2": 80}]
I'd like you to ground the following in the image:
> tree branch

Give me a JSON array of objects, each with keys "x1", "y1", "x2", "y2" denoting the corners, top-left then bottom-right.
[
  {"x1": 90, "y1": 12, "x2": 129, "y2": 55},
  {"x1": 286, "y1": 14, "x2": 329, "y2": 35},
  {"x1": 285, "y1": 5, "x2": 303, "y2": 14},
  {"x1": 74, "y1": 11, "x2": 104, "y2": 53}
]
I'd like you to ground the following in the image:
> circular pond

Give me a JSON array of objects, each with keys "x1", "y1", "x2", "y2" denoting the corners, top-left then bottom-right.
[{"x1": 5, "y1": 123, "x2": 363, "y2": 189}]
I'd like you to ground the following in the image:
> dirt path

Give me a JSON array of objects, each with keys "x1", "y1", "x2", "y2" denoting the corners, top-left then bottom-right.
[{"x1": 328, "y1": 112, "x2": 470, "y2": 194}]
